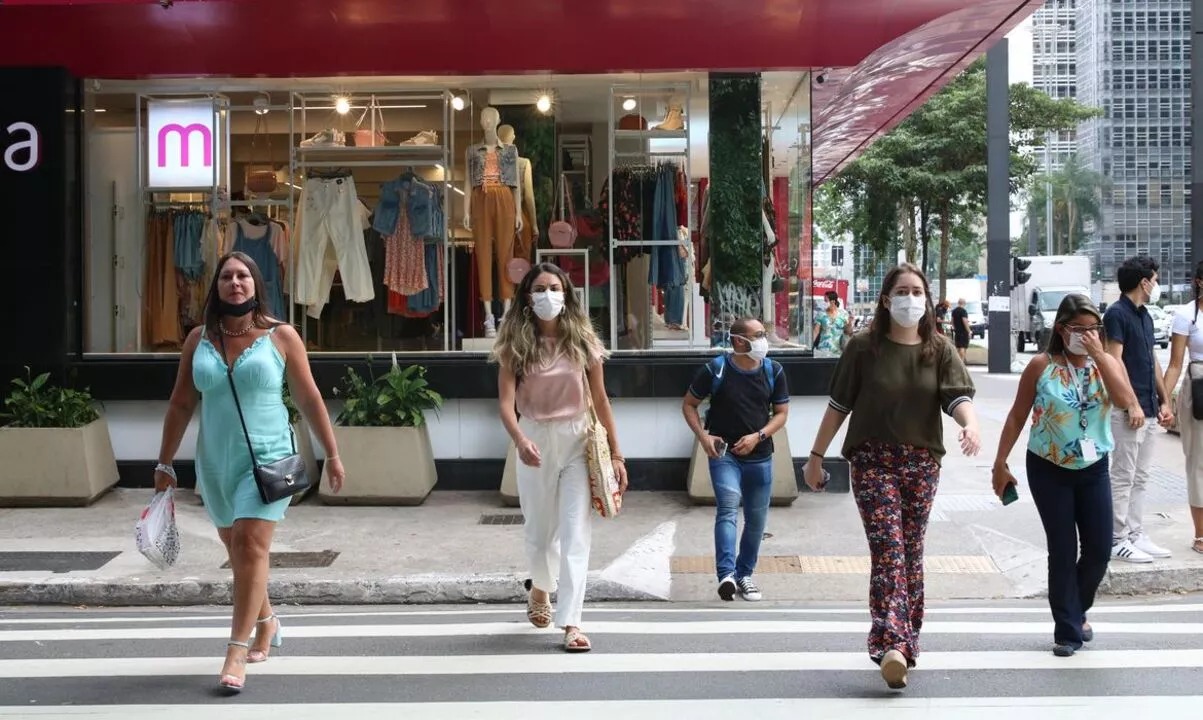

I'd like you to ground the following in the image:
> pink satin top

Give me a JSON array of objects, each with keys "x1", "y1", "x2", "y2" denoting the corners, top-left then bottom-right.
[
  {"x1": 515, "y1": 345, "x2": 592, "y2": 421},
  {"x1": 483, "y1": 148, "x2": 501, "y2": 185}
]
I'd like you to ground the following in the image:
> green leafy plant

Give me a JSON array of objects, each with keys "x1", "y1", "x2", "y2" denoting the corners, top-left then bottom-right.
[
  {"x1": 334, "y1": 356, "x2": 443, "y2": 428},
  {"x1": 282, "y1": 383, "x2": 300, "y2": 426},
  {"x1": 1, "y1": 367, "x2": 100, "y2": 429}
]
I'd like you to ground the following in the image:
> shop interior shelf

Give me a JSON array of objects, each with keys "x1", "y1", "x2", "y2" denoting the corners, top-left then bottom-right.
[{"x1": 294, "y1": 144, "x2": 446, "y2": 156}]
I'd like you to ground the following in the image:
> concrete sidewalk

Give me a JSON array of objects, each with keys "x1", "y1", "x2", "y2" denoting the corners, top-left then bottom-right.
[{"x1": 1, "y1": 372, "x2": 1200, "y2": 606}]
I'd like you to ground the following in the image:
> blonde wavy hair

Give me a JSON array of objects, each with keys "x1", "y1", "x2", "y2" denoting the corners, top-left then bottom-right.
[{"x1": 490, "y1": 262, "x2": 609, "y2": 376}]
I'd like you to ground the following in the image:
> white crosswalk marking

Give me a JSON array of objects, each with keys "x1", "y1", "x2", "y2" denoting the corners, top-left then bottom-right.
[{"x1": 0, "y1": 601, "x2": 1200, "y2": 717}]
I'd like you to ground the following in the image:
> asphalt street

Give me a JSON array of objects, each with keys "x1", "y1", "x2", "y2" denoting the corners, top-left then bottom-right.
[{"x1": 1, "y1": 598, "x2": 1201, "y2": 718}]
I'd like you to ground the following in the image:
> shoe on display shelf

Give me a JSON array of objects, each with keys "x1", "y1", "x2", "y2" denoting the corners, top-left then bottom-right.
[
  {"x1": 299, "y1": 129, "x2": 346, "y2": 148},
  {"x1": 400, "y1": 130, "x2": 440, "y2": 146},
  {"x1": 654, "y1": 105, "x2": 685, "y2": 131}
]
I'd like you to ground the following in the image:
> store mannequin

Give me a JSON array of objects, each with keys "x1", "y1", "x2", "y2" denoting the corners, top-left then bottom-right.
[
  {"x1": 463, "y1": 107, "x2": 523, "y2": 337},
  {"x1": 497, "y1": 124, "x2": 538, "y2": 264}
]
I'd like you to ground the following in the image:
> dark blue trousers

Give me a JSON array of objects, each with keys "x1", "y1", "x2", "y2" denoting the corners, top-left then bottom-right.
[{"x1": 1026, "y1": 451, "x2": 1112, "y2": 649}]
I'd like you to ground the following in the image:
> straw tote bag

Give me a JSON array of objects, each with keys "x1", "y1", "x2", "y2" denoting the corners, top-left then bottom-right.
[{"x1": 581, "y1": 372, "x2": 621, "y2": 518}]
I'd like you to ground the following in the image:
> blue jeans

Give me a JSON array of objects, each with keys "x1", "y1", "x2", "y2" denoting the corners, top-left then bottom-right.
[
  {"x1": 664, "y1": 284, "x2": 685, "y2": 325},
  {"x1": 709, "y1": 454, "x2": 773, "y2": 581}
]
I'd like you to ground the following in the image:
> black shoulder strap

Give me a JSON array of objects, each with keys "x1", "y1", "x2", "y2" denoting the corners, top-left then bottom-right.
[{"x1": 217, "y1": 329, "x2": 295, "y2": 467}]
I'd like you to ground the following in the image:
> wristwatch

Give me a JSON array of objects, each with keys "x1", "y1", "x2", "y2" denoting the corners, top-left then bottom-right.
[{"x1": 757, "y1": 430, "x2": 767, "y2": 442}]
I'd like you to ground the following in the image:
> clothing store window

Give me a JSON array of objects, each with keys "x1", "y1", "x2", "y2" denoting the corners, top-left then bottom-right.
[{"x1": 79, "y1": 73, "x2": 811, "y2": 357}]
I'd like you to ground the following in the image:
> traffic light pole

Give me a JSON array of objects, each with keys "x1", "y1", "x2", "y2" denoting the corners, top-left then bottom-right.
[{"x1": 986, "y1": 40, "x2": 1013, "y2": 374}]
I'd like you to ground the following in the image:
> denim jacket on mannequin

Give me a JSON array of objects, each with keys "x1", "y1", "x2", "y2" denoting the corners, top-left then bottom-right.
[{"x1": 467, "y1": 143, "x2": 519, "y2": 187}]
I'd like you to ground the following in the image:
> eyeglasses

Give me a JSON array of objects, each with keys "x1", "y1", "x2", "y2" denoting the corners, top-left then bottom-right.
[
  {"x1": 734, "y1": 332, "x2": 768, "y2": 340},
  {"x1": 1065, "y1": 324, "x2": 1103, "y2": 334}
]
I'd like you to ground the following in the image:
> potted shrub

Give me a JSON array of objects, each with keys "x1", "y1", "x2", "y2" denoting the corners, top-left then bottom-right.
[
  {"x1": 320, "y1": 354, "x2": 443, "y2": 505},
  {"x1": 0, "y1": 368, "x2": 119, "y2": 506}
]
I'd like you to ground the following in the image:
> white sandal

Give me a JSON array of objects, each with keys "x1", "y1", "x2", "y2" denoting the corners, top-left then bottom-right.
[{"x1": 1192, "y1": 538, "x2": 1203, "y2": 554}]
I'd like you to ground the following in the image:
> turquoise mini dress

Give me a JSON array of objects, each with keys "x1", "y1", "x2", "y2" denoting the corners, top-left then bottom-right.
[{"x1": 192, "y1": 328, "x2": 293, "y2": 528}]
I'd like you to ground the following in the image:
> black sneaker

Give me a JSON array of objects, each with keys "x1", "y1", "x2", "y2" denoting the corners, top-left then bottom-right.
[
  {"x1": 1053, "y1": 644, "x2": 1076, "y2": 657},
  {"x1": 737, "y1": 576, "x2": 762, "y2": 601},
  {"x1": 717, "y1": 575, "x2": 736, "y2": 601}
]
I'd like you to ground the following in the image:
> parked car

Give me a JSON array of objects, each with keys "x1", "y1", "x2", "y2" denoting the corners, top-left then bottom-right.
[{"x1": 1147, "y1": 305, "x2": 1171, "y2": 349}]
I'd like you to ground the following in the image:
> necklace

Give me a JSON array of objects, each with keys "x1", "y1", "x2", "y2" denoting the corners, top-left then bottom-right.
[{"x1": 221, "y1": 322, "x2": 255, "y2": 337}]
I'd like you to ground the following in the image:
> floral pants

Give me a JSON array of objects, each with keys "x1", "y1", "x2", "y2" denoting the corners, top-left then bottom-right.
[{"x1": 849, "y1": 441, "x2": 940, "y2": 666}]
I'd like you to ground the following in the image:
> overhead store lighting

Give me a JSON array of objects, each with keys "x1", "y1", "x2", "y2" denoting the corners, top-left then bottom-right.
[
  {"x1": 451, "y1": 95, "x2": 466, "y2": 111},
  {"x1": 253, "y1": 95, "x2": 270, "y2": 115},
  {"x1": 334, "y1": 96, "x2": 351, "y2": 114},
  {"x1": 622, "y1": 97, "x2": 637, "y2": 111},
  {"x1": 536, "y1": 94, "x2": 552, "y2": 114}
]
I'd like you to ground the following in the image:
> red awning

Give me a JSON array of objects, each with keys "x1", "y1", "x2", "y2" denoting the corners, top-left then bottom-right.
[{"x1": 0, "y1": 0, "x2": 1039, "y2": 180}]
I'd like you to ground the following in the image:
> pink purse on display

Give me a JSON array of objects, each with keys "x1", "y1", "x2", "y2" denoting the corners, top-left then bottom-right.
[
  {"x1": 353, "y1": 95, "x2": 388, "y2": 147},
  {"x1": 506, "y1": 258, "x2": 531, "y2": 284},
  {"x1": 548, "y1": 174, "x2": 578, "y2": 249}
]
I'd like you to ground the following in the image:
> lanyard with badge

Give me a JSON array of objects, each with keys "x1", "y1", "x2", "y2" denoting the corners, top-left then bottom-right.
[{"x1": 1063, "y1": 353, "x2": 1099, "y2": 461}]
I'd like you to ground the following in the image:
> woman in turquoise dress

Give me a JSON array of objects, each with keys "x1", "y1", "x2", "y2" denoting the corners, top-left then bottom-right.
[{"x1": 153, "y1": 251, "x2": 345, "y2": 693}]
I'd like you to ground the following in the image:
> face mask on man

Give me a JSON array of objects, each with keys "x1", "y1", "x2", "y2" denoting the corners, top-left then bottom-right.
[
  {"x1": 733, "y1": 335, "x2": 770, "y2": 362},
  {"x1": 531, "y1": 290, "x2": 565, "y2": 321},
  {"x1": 888, "y1": 294, "x2": 926, "y2": 328},
  {"x1": 1146, "y1": 279, "x2": 1162, "y2": 305}
]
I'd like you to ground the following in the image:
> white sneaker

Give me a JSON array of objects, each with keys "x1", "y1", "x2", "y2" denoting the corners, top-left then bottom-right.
[
  {"x1": 299, "y1": 129, "x2": 346, "y2": 148},
  {"x1": 1111, "y1": 539, "x2": 1154, "y2": 564},
  {"x1": 1131, "y1": 533, "x2": 1172, "y2": 559},
  {"x1": 484, "y1": 316, "x2": 497, "y2": 339},
  {"x1": 717, "y1": 575, "x2": 736, "y2": 601},
  {"x1": 401, "y1": 130, "x2": 439, "y2": 146}
]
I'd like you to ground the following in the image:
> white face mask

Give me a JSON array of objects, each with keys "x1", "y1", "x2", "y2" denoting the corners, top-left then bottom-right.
[
  {"x1": 734, "y1": 336, "x2": 769, "y2": 362},
  {"x1": 1066, "y1": 333, "x2": 1088, "y2": 356},
  {"x1": 888, "y1": 294, "x2": 927, "y2": 328},
  {"x1": 1146, "y1": 280, "x2": 1162, "y2": 305},
  {"x1": 531, "y1": 290, "x2": 565, "y2": 321}
]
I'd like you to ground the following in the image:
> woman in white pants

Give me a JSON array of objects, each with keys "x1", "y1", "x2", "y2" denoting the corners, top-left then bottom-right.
[
  {"x1": 493, "y1": 262, "x2": 628, "y2": 652},
  {"x1": 1163, "y1": 261, "x2": 1203, "y2": 554}
]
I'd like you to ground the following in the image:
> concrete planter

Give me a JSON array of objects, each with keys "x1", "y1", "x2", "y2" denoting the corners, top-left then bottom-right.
[
  {"x1": 0, "y1": 417, "x2": 120, "y2": 507},
  {"x1": 319, "y1": 425, "x2": 437, "y2": 505},
  {"x1": 687, "y1": 432, "x2": 799, "y2": 507}
]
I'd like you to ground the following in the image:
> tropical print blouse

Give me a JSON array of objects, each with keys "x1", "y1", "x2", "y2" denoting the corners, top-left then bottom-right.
[
  {"x1": 814, "y1": 309, "x2": 850, "y2": 354},
  {"x1": 1028, "y1": 355, "x2": 1113, "y2": 469}
]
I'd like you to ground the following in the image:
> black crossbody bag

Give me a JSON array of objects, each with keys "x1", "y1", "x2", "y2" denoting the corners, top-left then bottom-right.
[{"x1": 218, "y1": 331, "x2": 310, "y2": 503}]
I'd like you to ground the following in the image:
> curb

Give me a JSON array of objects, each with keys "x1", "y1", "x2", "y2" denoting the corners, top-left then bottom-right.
[
  {"x1": 0, "y1": 574, "x2": 667, "y2": 607},
  {"x1": 1100, "y1": 564, "x2": 1203, "y2": 596}
]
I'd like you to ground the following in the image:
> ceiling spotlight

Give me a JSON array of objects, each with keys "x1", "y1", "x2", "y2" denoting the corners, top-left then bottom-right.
[
  {"x1": 335, "y1": 96, "x2": 351, "y2": 115},
  {"x1": 253, "y1": 96, "x2": 270, "y2": 115},
  {"x1": 536, "y1": 94, "x2": 552, "y2": 114},
  {"x1": 622, "y1": 97, "x2": 637, "y2": 112},
  {"x1": 451, "y1": 95, "x2": 465, "y2": 111}
]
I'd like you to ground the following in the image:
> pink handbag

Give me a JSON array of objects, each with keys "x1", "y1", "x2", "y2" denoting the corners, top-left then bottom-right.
[
  {"x1": 353, "y1": 95, "x2": 387, "y2": 147},
  {"x1": 547, "y1": 174, "x2": 578, "y2": 248}
]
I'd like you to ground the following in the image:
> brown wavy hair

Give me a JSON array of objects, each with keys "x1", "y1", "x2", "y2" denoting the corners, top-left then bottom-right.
[
  {"x1": 869, "y1": 263, "x2": 943, "y2": 363},
  {"x1": 202, "y1": 251, "x2": 279, "y2": 334},
  {"x1": 490, "y1": 262, "x2": 608, "y2": 376}
]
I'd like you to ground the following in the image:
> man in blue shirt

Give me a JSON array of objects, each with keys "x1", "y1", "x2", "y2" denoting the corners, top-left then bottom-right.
[{"x1": 1104, "y1": 256, "x2": 1175, "y2": 563}]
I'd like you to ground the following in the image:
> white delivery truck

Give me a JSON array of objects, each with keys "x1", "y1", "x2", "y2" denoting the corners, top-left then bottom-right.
[
  {"x1": 1011, "y1": 255, "x2": 1092, "y2": 352},
  {"x1": 942, "y1": 278, "x2": 987, "y2": 338}
]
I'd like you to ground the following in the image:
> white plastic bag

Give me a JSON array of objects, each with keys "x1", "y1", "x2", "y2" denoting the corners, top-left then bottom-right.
[{"x1": 135, "y1": 488, "x2": 180, "y2": 569}]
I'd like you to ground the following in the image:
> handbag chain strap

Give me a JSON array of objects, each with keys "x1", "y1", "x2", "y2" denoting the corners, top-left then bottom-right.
[
  {"x1": 217, "y1": 329, "x2": 297, "y2": 469},
  {"x1": 250, "y1": 114, "x2": 271, "y2": 166},
  {"x1": 559, "y1": 173, "x2": 577, "y2": 223}
]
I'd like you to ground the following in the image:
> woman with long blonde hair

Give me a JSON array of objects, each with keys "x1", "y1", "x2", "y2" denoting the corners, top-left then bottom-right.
[{"x1": 492, "y1": 262, "x2": 627, "y2": 652}]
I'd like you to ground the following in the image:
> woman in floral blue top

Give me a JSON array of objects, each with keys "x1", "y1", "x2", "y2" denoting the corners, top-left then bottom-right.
[{"x1": 990, "y1": 294, "x2": 1135, "y2": 657}]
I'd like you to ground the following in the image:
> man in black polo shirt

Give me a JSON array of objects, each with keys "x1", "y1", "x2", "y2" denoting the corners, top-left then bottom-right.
[
  {"x1": 951, "y1": 298, "x2": 971, "y2": 361},
  {"x1": 1104, "y1": 256, "x2": 1175, "y2": 563},
  {"x1": 682, "y1": 317, "x2": 790, "y2": 602}
]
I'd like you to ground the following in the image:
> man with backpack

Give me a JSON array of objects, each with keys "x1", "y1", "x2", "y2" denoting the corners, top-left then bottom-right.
[{"x1": 682, "y1": 317, "x2": 791, "y2": 601}]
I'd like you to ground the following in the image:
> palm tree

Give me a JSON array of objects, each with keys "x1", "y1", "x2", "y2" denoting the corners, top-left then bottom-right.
[{"x1": 1024, "y1": 154, "x2": 1104, "y2": 254}]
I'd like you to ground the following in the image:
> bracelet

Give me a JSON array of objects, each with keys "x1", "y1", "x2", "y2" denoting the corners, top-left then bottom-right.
[
  {"x1": 326, "y1": 455, "x2": 339, "y2": 462},
  {"x1": 809, "y1": 451, "x2": 824, "y2": 460},
  {"x1": 154, "y1": 463, "x2": 177, "y2": 480},
  {"x1": 612, "y1": 455, "x2": 626, "y2": 463}
]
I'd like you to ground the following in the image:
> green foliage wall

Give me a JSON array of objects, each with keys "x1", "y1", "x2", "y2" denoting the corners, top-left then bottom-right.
[{"x1": 708, "y1": 73, "x2": 764, "y2": 324}]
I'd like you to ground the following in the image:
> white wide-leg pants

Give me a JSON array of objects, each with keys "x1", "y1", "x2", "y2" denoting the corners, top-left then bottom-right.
[{"x1": 516, "y1": 414, "x2": 593, "y2": 629}]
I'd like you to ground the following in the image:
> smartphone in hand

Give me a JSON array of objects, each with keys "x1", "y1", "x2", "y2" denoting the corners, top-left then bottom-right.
[
  {"x1": 714, "y1": 439, "x2": 728, "y2": 457},
  {"x1": 1002, "y1": 483, "x2": 1019, "y2": 506}
]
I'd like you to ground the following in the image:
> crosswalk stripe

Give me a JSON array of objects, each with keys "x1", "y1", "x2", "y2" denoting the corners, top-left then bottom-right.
[
  {"x1": 2, "y1": 619, "x2": 1202, "y2": 642},
  {"x1": 1, "y1": 697, "x2": 1201, "y2": 719},
  {"x1": 3, "y1": 602, "x2": 1202, "y2": 625},
  {"x1": 2, "y1": 648, "x2": 1203, "y2": 678}
]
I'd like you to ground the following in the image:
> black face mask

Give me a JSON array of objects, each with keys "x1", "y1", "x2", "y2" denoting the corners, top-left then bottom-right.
[{"x1": 217, "y1": 298, "x2": 258, "y2": 317}]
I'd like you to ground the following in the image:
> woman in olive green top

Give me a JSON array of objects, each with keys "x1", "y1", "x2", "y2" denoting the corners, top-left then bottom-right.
[{"x1": 803, "y1": 264, "x2": 981, "y2": 691}]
